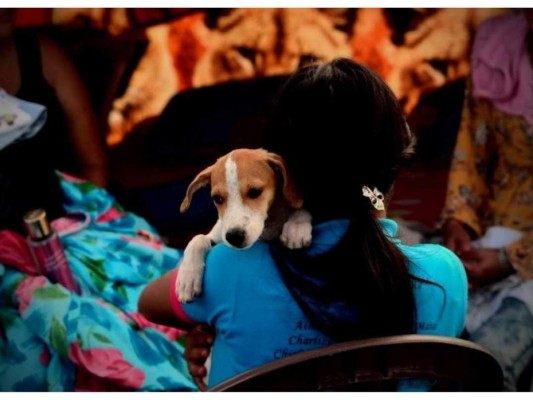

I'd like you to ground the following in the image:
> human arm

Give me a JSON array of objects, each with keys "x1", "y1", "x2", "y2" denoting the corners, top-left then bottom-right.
[
  {"x1": 139, "y1": 270, "x2": 213, "y2": 391},
  {"x1": 138, "y1": 270, "x2": 195, "y2": 329},
  {"x1": 397, "y1": 245, "x2": 468, "y2": 392},
  {"x1": 140, "y1": 244, "x2": 237, "y2": 390},
  {"x1": 460, "y1": 230, "x2": 533, "y2": 286},
  {"x1": 413, "y1": 245, "x2": 468, "y2": 338},
  {"x1": 447, "y1": 223, "x2": 533, "y2": 287},
  {"x1": 39, "y1": 35, "x2": 108, "y2": 188},
  {"x1": 460, "y1": 248, "x2": 514, "y2": 288},
  {"x1": 442, "y1": 218, "x2": 475, "y2": 256}
]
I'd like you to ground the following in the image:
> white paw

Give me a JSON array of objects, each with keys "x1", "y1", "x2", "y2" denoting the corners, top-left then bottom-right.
[
  {"x1": 281, "y1": 219, "x2": 312, "y2": 249},
  {"x1": 176, "y1": 261, "x2": 204, "y2": 303}
]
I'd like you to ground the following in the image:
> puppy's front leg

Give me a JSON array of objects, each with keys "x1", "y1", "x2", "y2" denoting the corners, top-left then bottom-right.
[
  {"x1": 281, "y1": 209, "x2": 313, "y2": 249},
  {"x1": 177, "y1": 221, "x2": 222, "y2": 303}
]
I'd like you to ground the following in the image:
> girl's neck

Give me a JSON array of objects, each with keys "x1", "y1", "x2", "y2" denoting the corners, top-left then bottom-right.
[{"x1": 373, "y1": 209, "x2": 387, "y2": 219}]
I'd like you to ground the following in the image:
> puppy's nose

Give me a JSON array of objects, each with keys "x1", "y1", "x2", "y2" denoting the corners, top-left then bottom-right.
[{"x1": 226, "y1": 229, "x2": 246, "y2": 248}]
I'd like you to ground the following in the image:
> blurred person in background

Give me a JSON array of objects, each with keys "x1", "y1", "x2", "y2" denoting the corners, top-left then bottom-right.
[
  {"x1": 0, "y1": 8, "x2": 107, "y2": 234},
  {"x1": 442, "y1": 9, "x2": 533, "y2": 391}
]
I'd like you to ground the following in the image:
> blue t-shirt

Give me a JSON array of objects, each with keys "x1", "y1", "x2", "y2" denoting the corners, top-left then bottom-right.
[{"x1": 171, "y1": 218, "x2": 467, "y2": 388}]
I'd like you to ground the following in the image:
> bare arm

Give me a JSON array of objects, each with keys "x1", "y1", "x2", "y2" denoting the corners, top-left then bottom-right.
[
  {"x1": 139, "y1": 269, "x2": 214, "y2": 391},
  {"x1": 138, "y1": 269, "x2": 193, "y2": 329},
  {"x1": 39, "y1": 35, "x2": 108, "y2": 188}
]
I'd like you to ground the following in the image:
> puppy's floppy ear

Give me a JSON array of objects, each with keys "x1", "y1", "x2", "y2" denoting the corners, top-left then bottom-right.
[
  {"x1": 265, "y1": 152, "x2": 304, "y2": 209},
  {"x1": 180, "y1": 165, "x2": 213, "y2": 213}
]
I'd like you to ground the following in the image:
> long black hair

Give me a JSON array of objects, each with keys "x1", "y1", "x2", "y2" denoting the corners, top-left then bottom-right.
[{"x1": 264, "y1": 58, "x2": 418, "y2": 341}]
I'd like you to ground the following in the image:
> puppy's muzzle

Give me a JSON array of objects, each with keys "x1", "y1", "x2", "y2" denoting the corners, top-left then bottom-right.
[{"x1": 225, "y1": 229, "x2": 246, "y2": 248}]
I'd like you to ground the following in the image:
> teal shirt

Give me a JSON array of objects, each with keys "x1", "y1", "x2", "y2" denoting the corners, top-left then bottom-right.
[{"x1": 178, "y1": 218, "x2": 468, "y2": 388}]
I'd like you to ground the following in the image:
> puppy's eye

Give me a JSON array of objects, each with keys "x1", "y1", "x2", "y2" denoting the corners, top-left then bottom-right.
[
  {"x1": 247, "y1": 188, "x2": 263, "y2": 199},
  {"x1": 212, "y1": 195, "x2": 225, "y2": 205}
]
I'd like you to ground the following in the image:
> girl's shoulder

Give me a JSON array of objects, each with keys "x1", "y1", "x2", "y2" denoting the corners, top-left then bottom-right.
[
  {"x1": 400, "y1": 243, "x2": 466, "y2": 288},
  {"x1": 401, "y1": 242, "x2": 461, "y2": 264},
  {"x1": 205, "y1": 240, "x2": 274, "y2": 277}
]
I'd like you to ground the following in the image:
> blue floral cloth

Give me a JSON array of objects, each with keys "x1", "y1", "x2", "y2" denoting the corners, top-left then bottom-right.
[{"x1": 0, "y1": 173, "x2": 196, "y2": 391}]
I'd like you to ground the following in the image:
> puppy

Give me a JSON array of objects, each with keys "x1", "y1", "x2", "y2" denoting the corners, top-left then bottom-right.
[{"x1": 177, "y1": 148, "x2": 312, "y2": 303}]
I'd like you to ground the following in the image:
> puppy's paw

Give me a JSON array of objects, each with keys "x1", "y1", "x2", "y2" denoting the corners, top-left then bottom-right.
[
  {"x1": 176, "y1": 262, "x2": 204, "y2": 303},
  {"x1": 281, "y1": 219, "x2": 312, "y2": 249}
]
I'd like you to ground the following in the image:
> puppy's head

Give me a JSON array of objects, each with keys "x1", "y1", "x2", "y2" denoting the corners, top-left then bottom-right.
[{"x1": 180, "y1": 149, "x2": 302, "y2": 249}]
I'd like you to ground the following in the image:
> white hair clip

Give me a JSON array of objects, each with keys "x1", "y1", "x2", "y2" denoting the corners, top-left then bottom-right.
[{"x1": 362, "y1": 186, "x2": 385, "y2": 211}]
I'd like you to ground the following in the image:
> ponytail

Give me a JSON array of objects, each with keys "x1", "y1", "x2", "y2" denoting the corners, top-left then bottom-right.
[
  {"x1": 271, "y1": 194, "x2": 416, "y2": 342},
  {"x1": 265, "y1": 58, "x2": 423, "y2": 341}
]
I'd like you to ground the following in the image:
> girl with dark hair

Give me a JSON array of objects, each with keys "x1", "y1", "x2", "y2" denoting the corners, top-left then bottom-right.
[
  {"x1": 263, "y1": 58, "x2": 420, "y2": 341},
  {"x1": 138, "y1": 58, "x2": 467, "y2": 390}
]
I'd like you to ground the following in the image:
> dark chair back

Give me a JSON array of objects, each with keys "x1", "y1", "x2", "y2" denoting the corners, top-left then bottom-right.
[{"x1": 210, "y1": 335, "x2": 503, "y2": 392}]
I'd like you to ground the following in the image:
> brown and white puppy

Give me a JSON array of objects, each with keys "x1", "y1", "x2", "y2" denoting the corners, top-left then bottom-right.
[{"x1": 177, "y1": 148, "x2": 312, "y2": 303}]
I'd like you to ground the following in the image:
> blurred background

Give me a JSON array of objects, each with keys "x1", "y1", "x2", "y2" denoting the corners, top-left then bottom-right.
[{"x1": 12, "y1": 7, "x2": 507, "y2": 245}]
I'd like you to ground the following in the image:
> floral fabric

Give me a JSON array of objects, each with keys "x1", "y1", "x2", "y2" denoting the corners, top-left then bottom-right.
[
  {"x1": 442, "y1": 79, "x2": 533, "y2": 278},
  {"x1": 0, "y1": 173, "x2": 196, "y2": 391}
]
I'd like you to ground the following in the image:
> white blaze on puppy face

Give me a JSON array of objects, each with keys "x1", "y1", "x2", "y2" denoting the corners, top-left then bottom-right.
[{"x1": 210, "y1": 150, "x2": 277, "y2": 249}]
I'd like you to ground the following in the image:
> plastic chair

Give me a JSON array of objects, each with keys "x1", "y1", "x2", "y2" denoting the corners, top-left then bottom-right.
[{"x1": 209, "y1": 334, "x2": 503, "y2": 392}]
